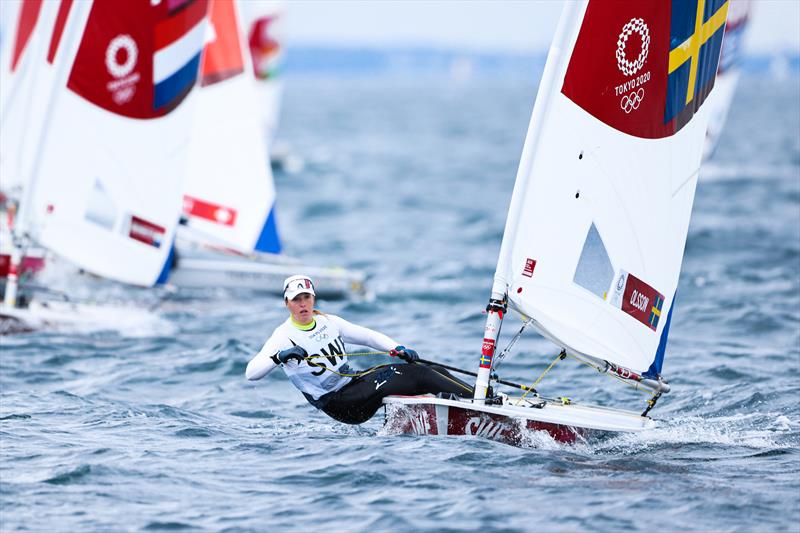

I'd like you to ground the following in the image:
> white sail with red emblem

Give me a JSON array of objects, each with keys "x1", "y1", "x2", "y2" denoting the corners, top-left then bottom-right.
[
  {"x1": 238, "y1": 0, "x2": 284, "y2": 151},
  {"x1": 0, "y1": 0, "x2": 62, "y2": 197},
  {"x1": 180, "y1": 0, "x2": 280, "y2": 254},
  {"x1": 19, "y1": 0, "x2": 210, "y2": 287},
  {"x1": 479, "y1": 0, "x2": 730, "y2": 393}
]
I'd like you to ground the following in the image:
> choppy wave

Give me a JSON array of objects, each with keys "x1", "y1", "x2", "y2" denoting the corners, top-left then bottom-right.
[{"x1": 1, "y1": 77, "x2": 798, "y2": 532}]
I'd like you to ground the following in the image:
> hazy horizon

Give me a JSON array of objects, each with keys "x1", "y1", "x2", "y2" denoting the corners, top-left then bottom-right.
[{"x1": 284, "y1": 1, "x2": 800, "y2": 55}]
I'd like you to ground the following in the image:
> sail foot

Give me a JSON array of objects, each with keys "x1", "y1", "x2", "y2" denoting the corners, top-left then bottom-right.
[{"x1": 603, "y1": 360, "x2": 670, "y2": 394}]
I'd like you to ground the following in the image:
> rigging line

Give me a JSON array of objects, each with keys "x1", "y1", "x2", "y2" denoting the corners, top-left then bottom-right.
[
  {"x1": 303, "y1": 361, "x2": 396, "y2": 378},
  {"x1": 562, "y1": 353, "x2": 662, "y2": 415},
  {"x1": 305, "y1": 351, "x2": 389, "y2": 360},
  {"x1": 641, "y1": 391, "x2": 662, "y2": 417},
  {"x1": 426, "y1": 366, "x2": 474, "y2": 394},
  {"x1": 302, "y1": 352, "x2": 533, "y2": 394},
  {"x1": 302, "y1": 357, "x2": 467, "y2": 391},
  {"x1": 493, "y1": 317, "x2": 533, "y2": 370},
  {"x1": 15, "y1": 282, "x2": 73, "y2": 302},
  {"x1": 515, "y1": 350, "x2": 566, "y2": 406},
  {"x1": 416, "y1": 358, "x2": 537, "y2": 393},
  {"x1": 565, "y1": 353, "x2": 651, "y2": 394},
  {"x1": 566, "y1": 354, "x2": 664, "y2": 415}
]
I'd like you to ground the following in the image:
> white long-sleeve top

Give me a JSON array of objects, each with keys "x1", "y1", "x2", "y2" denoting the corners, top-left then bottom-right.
[{"x1": 246, "y1": 313, "x2": 398, "y2": 400}]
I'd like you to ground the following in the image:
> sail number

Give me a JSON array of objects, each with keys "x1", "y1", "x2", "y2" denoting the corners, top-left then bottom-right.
[{"x1": 629, "y1": 290, "x2": 650, "y2": 312}]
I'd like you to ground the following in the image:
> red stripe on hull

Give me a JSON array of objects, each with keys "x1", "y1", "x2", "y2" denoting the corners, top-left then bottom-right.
[
  {"x1": 0, "y1": 255, "x2": 46, "y2": 278},
  {"x1": 386, "y1": 403, "x2": 581, "y2": 446}
]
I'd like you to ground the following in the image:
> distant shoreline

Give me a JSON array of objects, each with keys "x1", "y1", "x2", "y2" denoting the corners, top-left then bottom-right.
[{"x1": 278, "y1": 45, "x2": 800, "y2": 79}]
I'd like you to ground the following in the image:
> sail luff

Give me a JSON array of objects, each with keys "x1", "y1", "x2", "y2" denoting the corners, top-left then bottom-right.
[
  {"x1": 14, "y1": 1, "x2": 90, "y2": 240},
  {"x1": 0, "y1": 0, "x2": 56, "y2": 198},
  {"x1": 475, "y1": 2, "x2": 588, "y2": 401},
  {"x1": 492, "y1": 1, "x2": 587, "y2": 299}
]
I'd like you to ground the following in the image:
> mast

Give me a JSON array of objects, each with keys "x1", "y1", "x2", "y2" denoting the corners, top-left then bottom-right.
[
  {"x1": 3, "y1": 2, "x2": 88, "y2": 307},
  {"x1": 472, "y1": 2, "x2": 585, "y2": 402}
]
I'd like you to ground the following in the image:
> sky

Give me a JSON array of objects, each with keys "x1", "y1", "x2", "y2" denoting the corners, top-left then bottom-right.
[{"x1": 283, "y1": 0, "x2": 800, "y2": 54}]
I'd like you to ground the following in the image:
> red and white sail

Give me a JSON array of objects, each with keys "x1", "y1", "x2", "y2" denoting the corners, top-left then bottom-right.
[
  {"x1": 239, "y1": 0, "x2": 284, "y2": 151},
  {"x1": 0, "y1": 0, "x2": 62, "y2": 197},
  {"x1": 181, "y1": 0, "x2": 280, "y2": 254},
  {"x1": 20, "y1": 0, "x2": 210, "y2": 287},
  {"x1": 491, "y1": 0, "x2": 729, "y2": 376}
]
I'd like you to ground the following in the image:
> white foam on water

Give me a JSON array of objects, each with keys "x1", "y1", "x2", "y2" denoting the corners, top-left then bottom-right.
[
  {"x1": 588, "y1": 412, "x2": 794, "y2": 455},
  {"x1": 516, "y1": 426, "x2": 565, "y2": 450},
  {"x1": 701, "y1": 162, "x2": 798, "y2": 182},
  {"x1": 22, "y1": 299, "x2": 176, "y2": 338}
]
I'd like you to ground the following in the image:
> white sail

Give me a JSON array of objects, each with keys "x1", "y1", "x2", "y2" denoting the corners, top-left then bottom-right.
[
  {"x1": 238, "y1": 0, "x2": 284, "y2": 152},
  {"x1": 704, "y1": 0, "x2": 750, "y2": 159},
  {"x1": 493, "y1": 0, "x2": 730, "y2": 376},
  {"x1": 181, "y1": 0, "x2": 280, "y2": 254},
  {"x1": 0, "y1": 0, "x2": 22, "y2": 117},
  {"x1": 22, "y1": 0, "x2": 210, "y2": 287},
  {"x1": 0, "y1": 0, "x2": 61, "y2": 197}
]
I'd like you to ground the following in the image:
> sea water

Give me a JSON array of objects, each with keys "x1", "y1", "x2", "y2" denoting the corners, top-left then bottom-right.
[{"x1": 1, "y1": 75, "x2": 798, "y2": 532}]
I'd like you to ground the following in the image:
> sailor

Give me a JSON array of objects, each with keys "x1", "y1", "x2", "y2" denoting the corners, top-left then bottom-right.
[{"x1": 246, "y1": 274, "x2": 473, "y2": 424}]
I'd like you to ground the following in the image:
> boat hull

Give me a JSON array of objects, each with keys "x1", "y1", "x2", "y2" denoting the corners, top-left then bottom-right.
[
  {"x1": 168, "y1": 241, "x2": 366, "y2": 299},
  {"x1": 383, "y1": 395, "x2": 654, "y2": 446},
  {"x1": 0, "y1": 254, "x2": 46, "y2": 278}
]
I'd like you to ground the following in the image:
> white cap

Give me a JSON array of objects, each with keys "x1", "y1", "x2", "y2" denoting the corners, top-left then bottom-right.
[{"x1": 283, "y1": 275, "x2": 315, "y2": 300}]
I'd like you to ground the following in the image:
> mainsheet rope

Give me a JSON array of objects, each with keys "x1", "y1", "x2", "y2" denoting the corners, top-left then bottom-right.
[
  {"x1": 301, "y1": 352, "x2": 472, "y2": 392},
  {"x1": 301, "y1": 350, "x2": 661, "y2": 415}
]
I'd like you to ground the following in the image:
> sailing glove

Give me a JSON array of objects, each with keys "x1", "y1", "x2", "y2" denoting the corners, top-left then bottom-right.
[
  {"x1": 277, "y1": 346, "x2": 308, "y2": 364},
  {"x1": 392, "y1": 345, "x2": 419, "y2": 363}
]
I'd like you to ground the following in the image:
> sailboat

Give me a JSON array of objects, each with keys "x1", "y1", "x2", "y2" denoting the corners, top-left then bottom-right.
[
  {"x1": 384, "y1": 0, "x2": 730, "y2": 444},
  {"x1": 167, "y1": 0, "x2": 365, "y2": 299},
  {"x1": 1, "y1": 0, "x2": 210, "y2": 333},
  {"x1": 703, "y1": 0, "x2": 751, "y2": 160},
  {"x1": 0, "y1": 0, "x2": 53, "y2": 290},
  {"x1": 238, "y1": 0, "x2": 288, "y2": 165}
]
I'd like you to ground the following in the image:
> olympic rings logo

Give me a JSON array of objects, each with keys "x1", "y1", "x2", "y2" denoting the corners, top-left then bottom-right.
[
  {"x1": 105, "y1": 35, "x2": 138, "y2": 79},
  {"x1": 616, "y1": 18, "x2": 650, "y2": 76},
  {"x1": 620, "y1": 88, "x2": 644, "y2": 113}
]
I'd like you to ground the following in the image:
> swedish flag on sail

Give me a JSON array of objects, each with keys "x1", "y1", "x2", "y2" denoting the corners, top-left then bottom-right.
[
  {"x1": 648, "y1": 294, "x2": 664, "y2": 330},
  {"x1": 665, "y1": 0, "x2": 729, "y2": 125}
]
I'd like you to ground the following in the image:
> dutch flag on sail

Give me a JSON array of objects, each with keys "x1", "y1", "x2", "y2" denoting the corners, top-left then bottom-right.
[{"x1": 153, "y1": 0, "x2": 208, "y2": 111}]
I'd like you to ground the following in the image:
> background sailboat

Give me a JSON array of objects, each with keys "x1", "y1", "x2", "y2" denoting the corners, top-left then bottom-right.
[
  {"x1": 703, "y1": 0, "x2": 751, "y2": 160},
  {"x1": 167, "y1": 0, "x2": 365, "y2": 299},
  {"x1": 0, "y1": 0, "x2": 55, "y2": 289},
  {"x1": 1, "y1": 0, "x2": 210, "y2": 333},
  {"x1": 386, "y1": 0, "x2": 730, "y2": 444}
]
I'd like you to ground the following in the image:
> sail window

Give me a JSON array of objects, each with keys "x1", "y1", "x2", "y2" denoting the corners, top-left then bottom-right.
[
  {"x1": 573, "y1": 223, "x2": 614, "y2": 299},
  {"x1": 84, "y1": 179, "x2": 117, "y2": 231}
]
